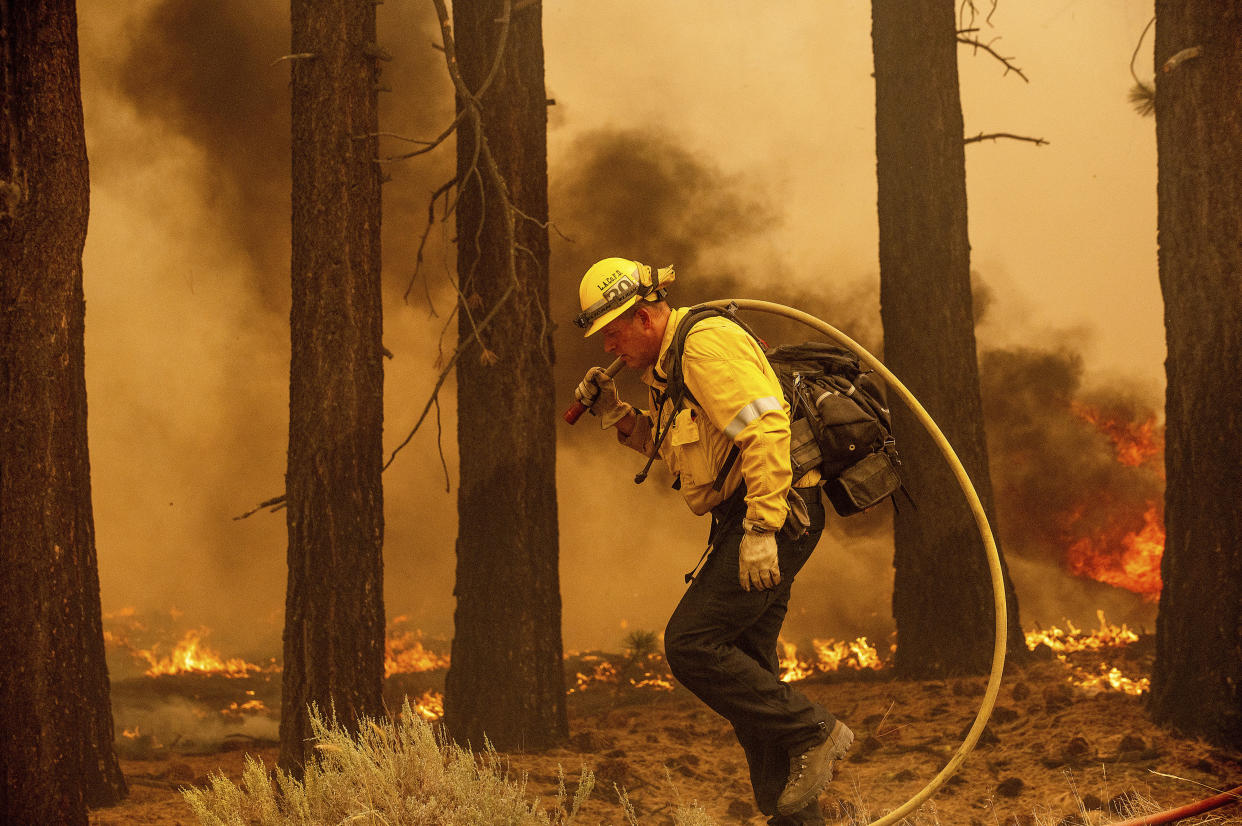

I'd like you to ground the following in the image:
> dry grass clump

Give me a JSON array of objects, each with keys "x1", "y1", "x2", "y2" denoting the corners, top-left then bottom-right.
[{"x1": 181, "y1": 700, "x2": 716, "y2": 825}]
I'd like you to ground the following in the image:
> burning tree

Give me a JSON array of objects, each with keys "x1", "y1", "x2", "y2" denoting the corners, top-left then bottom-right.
[
  {"x1": 870, "y1": 0, "x2": 1025, "y2": 676},
  {"x1": 0, "y1": 0, "x2": 127, "y2": 820},
  {"x1": 279, "y1": 0, "x2": 387, "y2": 772},
  {"x1": 1148, "y1": 2, "x2": 1242, "y2": 746}
]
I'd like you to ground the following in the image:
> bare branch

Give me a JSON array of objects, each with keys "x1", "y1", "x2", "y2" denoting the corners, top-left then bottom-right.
[
  {"x1": 376, "y1": 111, "x2": 466, "y2": 162},
  {"x1": 270, "y1": 53, "x2": 317, "y2": 67},
  {"x1": 233, "y1": 494, "x2": 287, "y2": 521},
  {"x1": 964, "y1": 131, "x2": 1048, "y2": 146},
  {"x1": 383, "y1": 282, "x2": 517, "y2": 471},
  {"x1": 957, "y1": 35, "x2": 1029, "y2": 82},
  {"x1": 957, "y1": 0, "x2": 998, "y2": 31},
  {"x1": 403, "y1": 178, "x2": 456, "y2": 305}
]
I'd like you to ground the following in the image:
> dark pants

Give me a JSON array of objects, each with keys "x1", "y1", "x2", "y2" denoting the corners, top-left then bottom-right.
[{"x1": 664, "y1": 488, "x2": 832, "y2": 825}]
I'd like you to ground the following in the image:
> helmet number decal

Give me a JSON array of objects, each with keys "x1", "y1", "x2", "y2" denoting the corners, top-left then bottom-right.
[{"x1": 600, "y1": 275, "x2": 636, "y2": 303}]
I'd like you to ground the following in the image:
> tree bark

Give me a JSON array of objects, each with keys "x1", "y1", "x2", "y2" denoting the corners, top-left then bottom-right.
[
  {"x1": 871, "y1": 0, "x2": 1025, "y2": 676},
  {"x1": 444, "y1": 0, "x2": 567, "y2": 751},
  {"x1": 0, "y1": 1, "x2": 127, "y2": 820},
  {"x1": 1148, "y1": 0, "x2": 1242, "y2": 747},
  {"x1": 279, "y1": 0, "x2": 385, "y2": 772}
]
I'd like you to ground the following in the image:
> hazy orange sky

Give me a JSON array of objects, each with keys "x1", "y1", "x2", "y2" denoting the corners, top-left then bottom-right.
[{"x1": 76, "y1": 1, "x2": 1163, "y2": 659}]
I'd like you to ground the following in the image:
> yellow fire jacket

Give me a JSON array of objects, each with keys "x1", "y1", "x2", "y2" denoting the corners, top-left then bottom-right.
[{"x1": 617, "y1": 307, "x2": 797, "y2": 531}]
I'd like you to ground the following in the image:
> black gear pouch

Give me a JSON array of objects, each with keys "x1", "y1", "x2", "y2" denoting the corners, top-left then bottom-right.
[{"x1": 823, "y1": 450, "x2": 901, "y2": 517}]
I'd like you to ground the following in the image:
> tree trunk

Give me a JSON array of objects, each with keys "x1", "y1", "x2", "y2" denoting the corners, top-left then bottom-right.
[
  {"x1": 871, "y1": 0, "x2": 1025, "y2": 676},
  {"x1": 279, "y1": 0, "x2": 385, "y2": 772},
  {"x1": 1148, "y1": 1, "x2": 1242, "y2": 746},
  {"x1": 443, "y1": 0, "x2": 567, "y2": 751},
  {"x1": 0, "y1": 1, "x2": 127, "y2": 820}
]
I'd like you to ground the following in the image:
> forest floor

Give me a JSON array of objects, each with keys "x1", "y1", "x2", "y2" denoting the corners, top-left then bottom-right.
[{"x1": 90, "y1": 640, "x2": 1242, "y2": 826}]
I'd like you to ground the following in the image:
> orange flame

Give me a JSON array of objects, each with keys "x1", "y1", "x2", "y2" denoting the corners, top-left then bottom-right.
[
  {"x1": 567, "y1": 652, "x2": 675, "y2": 693},
  {"x1": 1062, "y1": 403, "x2": 1165, "y2": 598},
  {"x1": 1025, "y1": 611, "x2": 1149, "y2": 696},
  {"x1": 1064, "y1": 503, "x2": 1164, "y2": 599},
  {"x1": 1071, "y1": 402, "x2": 1164, "y2": 469},
  {"x1": 779, "y1": 636, "x2": 886, "y2": 682},
  {"x1": 384, "y1": 619, "x2": 450, "y2": 677},
  {"x1": 408, "y1": 690, "x2": 444, "y2": 721},
  {"x1": 138, "y1": 629, "x2": 267, "y2": 678}
]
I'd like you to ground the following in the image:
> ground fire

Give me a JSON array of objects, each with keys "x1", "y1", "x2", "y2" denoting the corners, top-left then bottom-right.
[{"x1": 105, "y1": 609, "x2": 1152, "y2": 742}]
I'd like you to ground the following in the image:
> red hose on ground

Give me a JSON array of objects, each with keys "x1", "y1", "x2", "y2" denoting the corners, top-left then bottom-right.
[{"x1": 1108, "y1": 783, "x2": 1242, "y2": 826}]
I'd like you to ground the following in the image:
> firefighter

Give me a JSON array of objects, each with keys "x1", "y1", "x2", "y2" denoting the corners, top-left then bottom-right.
[{"x1": 572, "y1": 257, "x2": 854, "y2": 824}]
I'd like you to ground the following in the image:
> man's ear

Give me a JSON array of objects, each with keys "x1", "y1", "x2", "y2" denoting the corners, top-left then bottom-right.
[{"x1": 634, "y1": 305, "x2": 654, "y2": 330}]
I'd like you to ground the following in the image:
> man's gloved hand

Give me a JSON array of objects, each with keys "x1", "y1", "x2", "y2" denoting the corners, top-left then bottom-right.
[
  {"x1": 575, "y1": 366, "x2": 631, "y2": 429},
  {"x1": 738, "y1": 528, "x2": 780, "y2": 591}
]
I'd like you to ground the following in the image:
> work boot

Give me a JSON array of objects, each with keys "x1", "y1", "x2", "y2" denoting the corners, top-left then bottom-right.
[{"x1": 776, "y1": 720, "x2": 854, "y2": 816}]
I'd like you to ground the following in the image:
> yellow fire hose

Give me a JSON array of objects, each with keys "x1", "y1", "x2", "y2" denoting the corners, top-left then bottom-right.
[{"x1": 695, "y1": 299, "x2": 1008, "y2": 825}]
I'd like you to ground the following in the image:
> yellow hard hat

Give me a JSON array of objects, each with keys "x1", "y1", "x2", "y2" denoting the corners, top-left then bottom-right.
[{"x1": 573, "y1": 258, "x2": 676, "y2": 337}]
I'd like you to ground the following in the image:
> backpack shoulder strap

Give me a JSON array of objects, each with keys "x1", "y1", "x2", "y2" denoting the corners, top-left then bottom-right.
[{"x1": 635, "y1": 303, "x2": 758, "y2": 486}]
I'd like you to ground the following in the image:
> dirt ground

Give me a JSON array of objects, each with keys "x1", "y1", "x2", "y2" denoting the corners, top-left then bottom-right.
[{"x1": 89, "y1": 653, "x2": 1242, "y2": 826}]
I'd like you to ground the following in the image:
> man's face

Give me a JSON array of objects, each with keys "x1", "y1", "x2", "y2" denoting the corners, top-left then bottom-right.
[{"x1": 601, "y1": 307, "x2": 662, "y2": 369}]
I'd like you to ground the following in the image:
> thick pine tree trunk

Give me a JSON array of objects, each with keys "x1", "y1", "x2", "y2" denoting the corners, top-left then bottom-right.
[
  {"x1": 871, "y1": 0, "x2": 1024, "y2": 676},
  {"x1": 443, "y1": 0, "x2": 567, "y2": 750},
  {"x1": 1148, "y1": 1, "x2": 1242, "y2": 746},
  {"x1": 279, "y1": 0, "x2": 385, "y2": 772},
  {"x1": 0, "y1": 1, "x2": 127, "y2": 820}
]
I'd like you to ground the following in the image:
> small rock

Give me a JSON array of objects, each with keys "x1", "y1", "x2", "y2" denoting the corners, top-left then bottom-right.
[
  {"x1": 958, "y1": 721, "x2": 1000, "y2": 746},
  {"x1": 996, "y1": 777, "x2": 1025, "y2": 798},
  {"x1": 858, "y1": 734, "x2": 884, "y2": 756},
  {"x1": 594, "y1": 757, "x2": 631, "y2": 788},
  {"x1": 569, "y1": 730, "x2": 613, "y2": 752},
  {"x1": 1117, "y1": 734, "x2": 1147, "y2": 753},
  {"x1": 1062, "y1": 736, "x2": 1092, "y2": 762},
  {"x1": 1044, "y1": 683, "x2": 1075, "y2": 712},
  {"x1": 1011, "y1": 681, "x2": 1031, "y2": 701},
  {"x1": 1080, "y1": 793, "x2": 1103, "y2": 810},
  {"x1": 725, "y1": 799, "x2": 754, "y2": 819},
  {"x1": 167, "y1": 762, "x2": 195, "y2": 782},
  {"x1": 1032, "y1": 642, "x2": 1057, "y2": 660},
  {"x1": 991, "y1": 705, "x2": 1020, "y2": 724},
  {"x1": 952, "y1": 679, "x2": 985, "y2": 697}
]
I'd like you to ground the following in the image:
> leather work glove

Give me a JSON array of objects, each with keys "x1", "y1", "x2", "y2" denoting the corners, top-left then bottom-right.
[
  {"x1": 575, "y1": 366, "x2": 631, "y2": 429},
  {"x1": 738, "y1": 528, "x2": 781, "y2": 591}
]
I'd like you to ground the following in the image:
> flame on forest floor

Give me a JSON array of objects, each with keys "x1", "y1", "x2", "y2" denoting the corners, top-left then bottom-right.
[
  {"x1": 567, "y1": 652, "x2": 676, "y2": 694},
  {"x1": 778, "y1": 636, "x2": 886, "y2": 683},
  {"x1": 406, "y1": 690, "x2": 445, "y2": 721},
  {"x1": 385, "y1": 617, "x2": 451, "y2": 677},
  {"x1": 1026, "y1": 610, "x2": 1150, "y2": 696},
  {"x1": 110, "y1": 627, "x2": 272, "y2": 678}
]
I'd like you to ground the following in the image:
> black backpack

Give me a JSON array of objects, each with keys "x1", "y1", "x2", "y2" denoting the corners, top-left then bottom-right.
[{"x1": 637, "y1": 303, "x2": 905, "y2": 517}]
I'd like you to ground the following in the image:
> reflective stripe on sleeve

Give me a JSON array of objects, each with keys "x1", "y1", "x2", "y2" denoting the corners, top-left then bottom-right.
[{"x1": 723, "y1": 395, "x2": 783, "y2": 440}]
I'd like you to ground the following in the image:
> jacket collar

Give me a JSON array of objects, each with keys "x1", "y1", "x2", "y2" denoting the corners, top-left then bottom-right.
[{"x1": 646, "y1": 306, "x2": 691, "y2": 387}]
